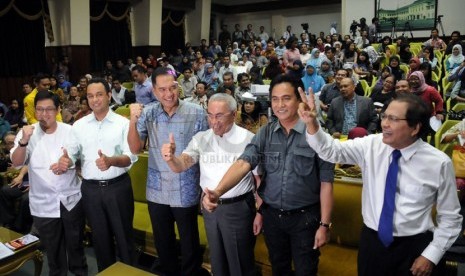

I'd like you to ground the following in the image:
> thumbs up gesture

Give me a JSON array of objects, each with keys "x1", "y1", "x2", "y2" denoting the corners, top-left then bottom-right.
[
  {"x1": 96, "y1": 149, "x2": 111, "y2": 171},
  {"x1": 50, "y1": 148, "x2": 72, "y2": 175},
  {"x1": 161, "y1": 133, "x2": 176, "y2": 162},
  {"x1": 202, "y1": 188, "x2": 219, "y2": 212}
]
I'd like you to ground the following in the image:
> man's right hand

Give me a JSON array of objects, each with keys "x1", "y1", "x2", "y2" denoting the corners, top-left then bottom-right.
[
  {"x1": 129, "y1": 103, "x2": 143, "y2": 122},
  {"x1": 21, "y1": 125, "x2": 35, "y2": 142},
  {"x1": 161, "y1": 133, "x2": 176, "y2": 162}
]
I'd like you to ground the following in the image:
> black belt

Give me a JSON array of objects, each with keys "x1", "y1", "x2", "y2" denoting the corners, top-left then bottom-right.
[
  {"x1": 267, "y1": 203, "x2": 318, "y2": 216},
  {"x1": 217, "y1": 191, "x2": 253, "y2": 205},
  {"x1": 84, "y1": 173, "x2": 128, "y2": 187}
]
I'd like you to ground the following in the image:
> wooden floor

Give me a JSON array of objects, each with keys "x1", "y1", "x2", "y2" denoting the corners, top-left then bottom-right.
[{"x1": 257, "y1": 243, "x2": 358, "y2": 276}]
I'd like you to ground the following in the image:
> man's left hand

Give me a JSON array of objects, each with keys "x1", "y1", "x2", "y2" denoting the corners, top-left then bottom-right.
[
  {"x1": 313, "y1": 226, "x2": 330, "y2": 249},
  {"x1": 410, "y1": 256, "x2": 434, "y2": 276}
]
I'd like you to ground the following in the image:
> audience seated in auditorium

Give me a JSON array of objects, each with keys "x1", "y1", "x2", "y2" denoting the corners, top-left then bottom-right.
[
  {"x1": 319, "y1": 69, "x2": 350, "y2": 113},
  {"x1": 179, "y1": 67, "x2": 198, "y2": 99},
  {"x1": 417, "y1": 45, "x2": 438, "y2": 70},
  {"x1": 419, "y1": 62, "x2": 438, "y2": 90},
  {"x1": 301, "y1": 63, "x2": 325, "y2": 93}
]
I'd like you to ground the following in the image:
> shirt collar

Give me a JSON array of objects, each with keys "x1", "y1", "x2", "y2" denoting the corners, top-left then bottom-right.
[
  {"x1": 88, "y1": 109, "x2": 117, "y2": 123},
  {"x1": 272, "y1": 119, "x2": 306, "y2": 134},
  {"x1": 153, "y1": 100, "x2": 183, "y2": 117},
  {"x1": 392, "y1": 138, "x2": 422, "y2": 161}
]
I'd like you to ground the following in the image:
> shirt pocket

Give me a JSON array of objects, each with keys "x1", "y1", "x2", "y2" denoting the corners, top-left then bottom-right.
[{"x1": 293, "y1": 148, "x2": 315, "y2": 176}]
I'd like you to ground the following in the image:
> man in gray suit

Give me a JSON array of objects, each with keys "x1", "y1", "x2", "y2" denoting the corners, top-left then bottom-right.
[{"x1": 326, "y1": 78, "x2": 378, "y2": 137}]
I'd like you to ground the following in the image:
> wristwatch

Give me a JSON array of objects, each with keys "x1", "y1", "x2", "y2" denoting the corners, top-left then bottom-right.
[
  {"x1": 18, "y1": 140, "x2": 28, "y2": 147},
  {"x1": 319, "y1": 221, "x2": 332, "y2": 229}
]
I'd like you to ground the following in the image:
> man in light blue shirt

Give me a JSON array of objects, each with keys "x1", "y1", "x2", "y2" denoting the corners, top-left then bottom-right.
[
  {"x1": 132, "y1": 65, "x2": 157, "y2": 105},
  {"x1": 128, "y1": 67, "x2": 208, "y2": 276}
]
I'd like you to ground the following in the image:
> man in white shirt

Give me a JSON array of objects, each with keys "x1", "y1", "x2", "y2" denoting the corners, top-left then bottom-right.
[
  {"x1": 258, "y1": 26, "x2": 269, "y2": 42},
  {"x1": 57, "y1": 78, "x2": 138, "y2": 272},
  {"x1": 218, "y1": 56, "x2": 237, "y2": 84},
  {"x1": 11, "y1": 91, "x2": 87, "y2": 276},
  {"x1": 111, "y1": 78, "x2": 127, "y2": 106},
  {"x1": 161, "y1": 93, "x2": 260, "y2": 276},
  {"x1": 300, "y1": 44, "x2": 311, "y2": 65},
  {"x1": 300, "y1": 91, "x2": 462, "y2": 276}
]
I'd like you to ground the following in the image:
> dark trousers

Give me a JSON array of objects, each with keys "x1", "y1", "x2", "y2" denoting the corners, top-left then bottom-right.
[
  {"x1": 262, "y1": 205, "x2": 321, "y2": 276},
  {"x1": 358, "y1": 225, "x2": 440, "y2": 276},
  {"x1": 0, "y1": 184, "x2": 32, "y2": 233},
  {"x1": 81, "y1": 174, "x2": 135, "y2": 272},
  {"x1": 202, "y1": 192, "x2": 256, "y2": 276},
  {"x1": 34, "y1": 201, "x2": 88, "y2": 276},
  {"x1": 148, "y1": 202, "x2": 202, "y2": 276}
]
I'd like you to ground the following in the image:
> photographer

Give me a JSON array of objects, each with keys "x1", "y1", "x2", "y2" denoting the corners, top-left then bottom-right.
[{"x1": 368, "y1": 17, "x2": 380, "y2": 43}]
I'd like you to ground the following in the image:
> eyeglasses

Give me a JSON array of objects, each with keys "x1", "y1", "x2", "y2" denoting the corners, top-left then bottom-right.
[
  {"x1": 380, "y1": 113, "x2": 407, "y2": 123},
  {"x1": 207, "y1": 112, "x2": 233, "y2": 121},
  {"x1": 35, "y1": 107, "x2": 56, "y2": 114}
]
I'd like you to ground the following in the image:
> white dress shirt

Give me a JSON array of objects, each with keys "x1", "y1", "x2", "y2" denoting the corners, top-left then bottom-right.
[
  {"x1": 67, "y1": 110, "x2": 138, "y2": 180},
  {"x1": 111, "y1": 86, "x2": 127, "y2": 105},
  {"x1": 306, "y1": 128, "x2": 462, "y2": 264},
  {"x1": 183, "y1": 124, "x2": 255, "y2": 199},
  {"x1": 12, "y1": 123, "x2": 81, "y2": 217}
]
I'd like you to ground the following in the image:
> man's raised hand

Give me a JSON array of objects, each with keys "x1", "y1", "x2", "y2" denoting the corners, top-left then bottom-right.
[{"x1": 297, "y1": 87, "x2": 320, "y2": 134}]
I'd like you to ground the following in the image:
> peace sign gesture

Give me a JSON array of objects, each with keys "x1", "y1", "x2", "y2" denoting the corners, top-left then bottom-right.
[{"x1": 297, "y1": 87, "x2": 320, "y2": 135}]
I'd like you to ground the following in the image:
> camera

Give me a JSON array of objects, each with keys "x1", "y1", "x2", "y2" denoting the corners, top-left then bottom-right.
[{"x1": 301, "y1": 23, "x2": 309, "y2": 31}]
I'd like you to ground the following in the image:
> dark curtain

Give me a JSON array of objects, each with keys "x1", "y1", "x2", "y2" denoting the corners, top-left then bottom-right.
[
  {"x1": 161, "y1": 9, "x2": 185, "y2": 56},
  {"x1": 0, "y1": 0, "x2": 48, "y2": 77},
  {"x1": 90, "y1": 1, "x2": 132, "y2": 73}
]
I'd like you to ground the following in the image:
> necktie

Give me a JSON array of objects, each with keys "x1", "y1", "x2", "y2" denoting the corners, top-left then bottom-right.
[{"x1": 378, "y1": 149, "x2": 402, "y2": 247}]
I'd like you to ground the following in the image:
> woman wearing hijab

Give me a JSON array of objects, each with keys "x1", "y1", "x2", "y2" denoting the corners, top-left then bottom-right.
[
  {"x1": 287, "y1": 59, "x2": 305, "y2": 80},
  {"x1": 408, "y1": 71, "x2": 444, "y2": 120},
  {"x1": 398, "y1": 44, "x2": 413, "y2": 64},
  {"x1": 263, "y1": 56, "x2": 284, "y2": 80},
  {"x1": 307, "y1": 48, "x2": 324, "y2": 71},
  {"x1": 318, "y1": 58, "x2": 334, "y2": 83},
  {"x1": 301, "y1": 63, "x2": 326, "y2": 93},
  {"x1": 388, "y1": 56, "x2": 404, "y2": 82},
  {"x1": 419, "y1": 62, "x2": 438, "y2": 90},
  {"x1": 408, "y1": 57, "x2": 421, "y2": 77},
  {"x1": 200, "y1": 63, "x2": 219, "y2": 91},
  {"x1": 446, "y1": 45, "x2": 465, "y2": 73}
]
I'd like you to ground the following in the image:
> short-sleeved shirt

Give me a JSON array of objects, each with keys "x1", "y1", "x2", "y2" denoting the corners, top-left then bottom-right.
[
  {"x1": 183, "y1": 124, "x2": 255, "y2": 198},
  {"x1": 137, "y1": 100, "x2": 208, "y2": 207},
  {"x1": 239, "y1": 120, "x2": 334, "y2": 210}
]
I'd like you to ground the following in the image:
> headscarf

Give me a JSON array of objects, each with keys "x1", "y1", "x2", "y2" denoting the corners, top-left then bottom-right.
[
  {"x1": 318, "y1": 57, "x2": 334, "y2": 80},
  {"x1": 408, "y1": 71, "x2": 428, "y2": 94},
  {"x1": 301, "y1": 64, "x2": 325, "y2": 93},
  {"x1": 364, "y1": 46, "x2": 379, "y2": 65},
  {"x1": 307, "y1": 48, "x2": 324, "y2": 70},
  {"x1": 287, "y1": 59, "x2": 304, "y2": 81},
  {"x1": 386, "y1": 44, "x2": 397, "y2": 56},
  {"x1": 448, "y1": 45, "x2": 465, "y2": 67},
  {"x1": 389, "y1": 56, "x2": 403, "y2": 82},
  {"x1": 409, "y1": 57, "x2": 421, "y2": 72},
  {"x1": 201, "y1": 63, "x2": 217, "y2": 85}
]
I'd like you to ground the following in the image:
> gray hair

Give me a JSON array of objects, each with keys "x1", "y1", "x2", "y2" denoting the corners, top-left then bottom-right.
[{"x1": 209, "y1": 93, "x2": 237, "y2": 112}]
